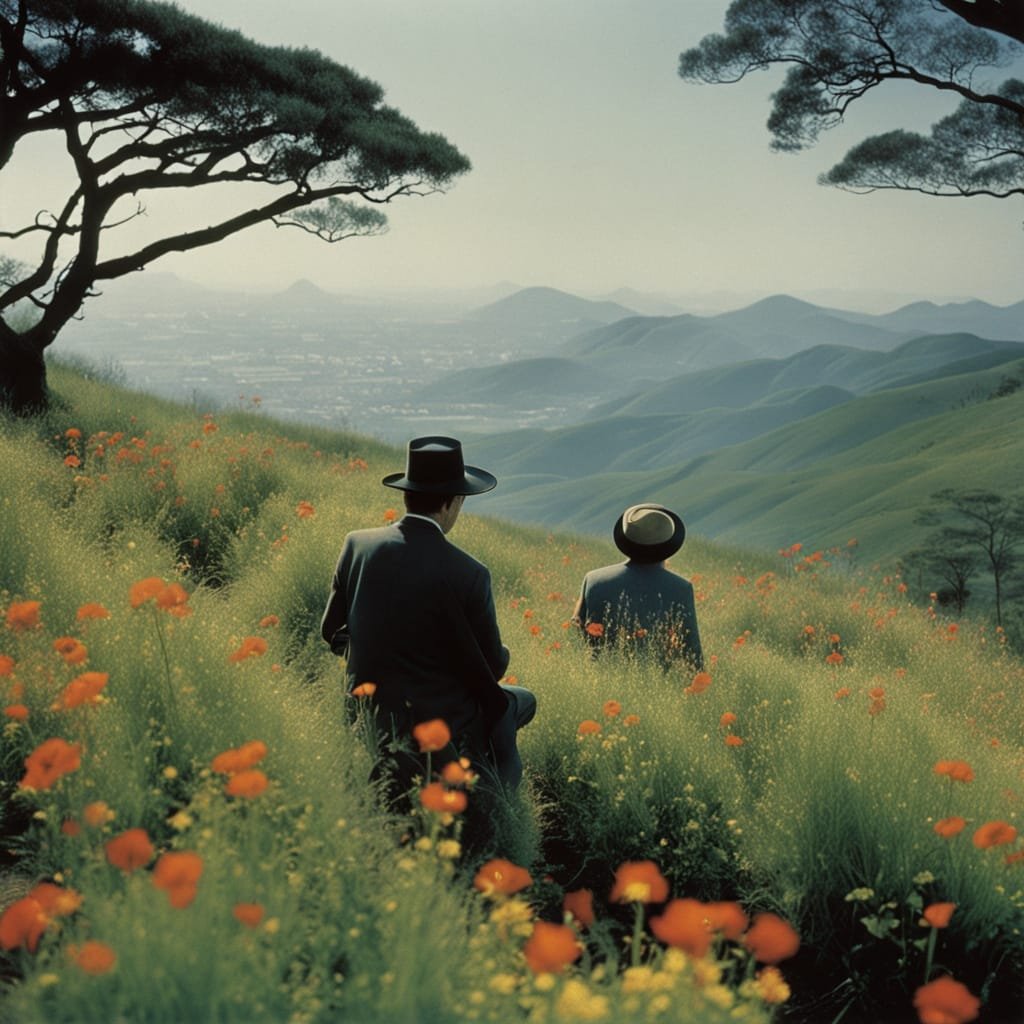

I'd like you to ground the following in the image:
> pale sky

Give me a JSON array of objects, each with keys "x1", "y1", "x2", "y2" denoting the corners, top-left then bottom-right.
[{"x1": 4, "y1": 1, "x2": 1023, "y2": 310}]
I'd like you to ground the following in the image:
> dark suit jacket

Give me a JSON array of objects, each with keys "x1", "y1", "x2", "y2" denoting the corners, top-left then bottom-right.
[
  {"x1": 576, "y1": 560, "x2": 704, "y2": 670},
  {"x1": 321, "y1": 516, "x2": 510, "y2": 742}
]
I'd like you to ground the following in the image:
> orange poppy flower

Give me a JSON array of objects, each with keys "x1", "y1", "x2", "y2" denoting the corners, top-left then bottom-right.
[
  {"x1": 912, "y1": 975, "x2": 980, "y2": 1024},
  {"x1": 650, "y1": 898, "x2": 714, "y2": 956},
  {"x1": 0, "y1": 654, "x2": 14, "y2": 676},
  {"x1": 934, "y1": 817, "x2": 967, "y2": 839},
  {"x1": 225, "y1": 769, "x2": 269, "y2": 799},
  {"x1": 868, "y1": 686, "x2": 885, "y2": 700},
  {"x1": 585, "y1": 622, "x2": 604, "y2": 638},
  {"x1": 65, "y1": 427, "x2": 82, "y2": 439},
  {"x1": 602, "y1": 700, "x2": 622, "y2": 718},
  {"x1": 922, "y1": 902, "x2": 956, "y2": 929},
  {"x1": 825, "y1": 652, "x2": 844, "y2": 666},
  {"x1": 441, "y1": 758, "x2": 477, "y2": 786},
  {"x1": 705, "y1": 900, "x2": 749, "y2": 940},
  {"x1": 419, "y1": 782, "x2": 467, "y2": 815},
  {"x1": 212, "y1": 740, "x2": 268, "y2": 775},
  {"x1": 83, "y1": 801, "x2": 115, "y2": 828},
  {"x1": 351, "y1": 682, "x2": 377, "y2": 698},
  {"x1": 4, "y1": 704, "x2": 28, "y2": 721},
  {"x1": 474, "y1": 858, "x2": 532, "y2": 897},
  {"x1": 0, "y1": 896, "x2": 48, "y2": 952},
  {"x1": 522, "y1": 921, "x2": 582, "y2": 974},
  {"x1": 129, "y1": 577, "x2": 166, "y2": 608},
  {"x1": 577, "y1": 719, "x2": 601, "y2": 736},
  {"x1": 105, "y1": 828, "x2": 154, "y2": 872},
  {"x1": 412, "y1": 718, "x2": 452, "y2": 753},
  {"x1": 933, "y1": 760, "x2": 975, "y2": 783},
  {"x1": 61, "y1": 819, "x2": 81, "y2": 837},
  {"x1": 152, "y1": 851, "x2": 204, "y2": 908},
  {"x1": 259, "y1": 614, "x2": 280, "y2": 628},
  {"x1": 743, "y1": 912, "x2": 800, "y2": 963},
  {"x1": 972, "y1": 820, "x2": 1017, "y2": 849},
  {"x1": 296, "y1": 500, "x2": 315, "y2": 519},
  {"x1": 53, "y1": 671, "x2": 108, "y2": 710},
  {"x1": 623, "y1": 714, "x2": 640, "y2": 726},
  {"x1": 684, "y1": 671, "x2": 712, "y2": 696},
  {"x1": 834, "y1": 687, "x2": 852, "y2": 700},
  {"x1": 563, "y1": 888, "x2": 595, "y2": 929},
  {"x1": 76, "y1": 602, "x2": 110, "y2": 621},
  {"x1": 725, "y1": 735, "x2": 745, "y2": 747},
  {"x1": 383, "y1": 508, "x2": 398, "y2": 523},
  {"x1": 609, "y1": 860, "x2": 669, "y2": 904},
  {"x1": 229, "y1": 636, "x2": 268, "y2": 662},
  {"x1": 155, "y1": 582, "x2": 191, "y2": 617},
  {"x1": 719, "y1": 711, "x2": 737, "y2": 728},
  {"x1": 233, "y1": 902, "x2": 264, "y2": 928},
  {"x1": 5, "y1": 600, "x2": 41, "y2": 631},
  {"x1": 69, "y1": 939, "x2": 116, "y2": 974},
  {"x1": 19, "y1": 737, "x2": 82, "y2": 790},
  {"x1": 52, "y1": 636, "x2": 89, "y2": 665},
  {"x1": 30, "y1": 882, "x2": 82, "y2": 918}
]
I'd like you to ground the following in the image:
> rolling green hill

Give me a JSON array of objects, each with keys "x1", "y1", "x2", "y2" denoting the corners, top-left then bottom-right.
[{"x1": 471, "y1": 357, "x2": 1024, "y2": 562}]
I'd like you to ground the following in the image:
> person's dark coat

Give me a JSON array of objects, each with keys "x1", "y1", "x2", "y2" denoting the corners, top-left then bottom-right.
[{"x1": 321, "y1": 516, "x2": 510, "y2": 744}]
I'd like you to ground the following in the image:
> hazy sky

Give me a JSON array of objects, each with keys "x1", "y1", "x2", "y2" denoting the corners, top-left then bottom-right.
[{"x1": 5, "y1": 1, "x2": 1024, "y2": 310}]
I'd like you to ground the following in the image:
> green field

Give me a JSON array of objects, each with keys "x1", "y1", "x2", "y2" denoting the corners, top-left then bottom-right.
[{"x1": 1, "y1": 364, "x2": 1022, "y2": 1023}]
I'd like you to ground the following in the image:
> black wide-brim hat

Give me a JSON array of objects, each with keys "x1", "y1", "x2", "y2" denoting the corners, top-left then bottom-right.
[
  {"x1": 613, "y1": 502, "x2": 686, "y2": 563},
  {"x1": 382, "y1": 436, "x2": 497, "y2": 495}
]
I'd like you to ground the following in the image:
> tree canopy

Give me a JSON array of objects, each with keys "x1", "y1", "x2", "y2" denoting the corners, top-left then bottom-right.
[
  {"x1": 0, "y1": 0, "x2": 470, "y2": 412},
  {"x1": 679, "y1": 0, "x2": 1024, "y2": 198}
]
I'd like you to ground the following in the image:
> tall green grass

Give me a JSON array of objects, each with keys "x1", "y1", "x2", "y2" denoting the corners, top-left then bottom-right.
[{"x1": 1, "y1": 366, "x2": 1021, "y2": 1023}]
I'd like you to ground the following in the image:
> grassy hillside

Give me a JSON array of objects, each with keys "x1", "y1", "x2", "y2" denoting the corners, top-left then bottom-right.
[
  {"x1": 1, "y1": 364, "x2": 1022, "y2": 1023},
  {"x1": 473, "y1": 357, "x2": 1024, "y2": 569}
]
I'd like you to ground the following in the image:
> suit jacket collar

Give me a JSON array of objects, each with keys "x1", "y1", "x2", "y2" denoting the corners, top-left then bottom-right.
[{"x1": 399, "y1": 514, "x2": 446, "y2": 536}]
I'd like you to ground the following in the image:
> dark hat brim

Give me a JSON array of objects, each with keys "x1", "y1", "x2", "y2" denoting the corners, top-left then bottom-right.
[
  {"x1": 613, "y1": 503, "x2": 685, "y2": 562},
  {"x1": 382, "y1": 465, "x2": 497, "y2": 495}
]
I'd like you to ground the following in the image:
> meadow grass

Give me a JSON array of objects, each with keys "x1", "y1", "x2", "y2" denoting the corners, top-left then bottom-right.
[{"x1": 0, "y1": 366, "x2": 1021, "y2": 1023}]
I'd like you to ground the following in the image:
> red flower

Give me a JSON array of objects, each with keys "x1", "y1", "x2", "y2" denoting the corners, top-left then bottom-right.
[
  {"x1": 70, "y1": 940, "x2": 117, "y2": 974},
  {"x1": 934, "y1": 817, "x2": 967, "y2": 839},
  {"x1": 0, "y1": 896, "x2": 48, "y2": 952},
  {"x1": 53, "y1": 671, "x2": 108, "y2": 710},
  {"x1": 743, "y1": 912, "x2": 800, "y2": 964},
  {"x1": 585, "y1": 622, "x2": 604, "y2": 638},
  {"x1": 602, "y1": 700, "x2": 622, "y2": 718},
  {"x1": 233, "y1": 903, "x2": 264, "y2": 928},
  {"x1": 5, "y1": 600, "x2": 41, "y2": 631},
  {"x1": 419, "y1": 782, "x2": 467, "y2": 814},
  {"x1": 152, "y1": 851, "x2": 204, "y2": 908},
  {"x1": 684, "y1": 671, "x2": 712, "y2": 695},
  {"x1": 19, "y1": 738, "x2": 82, "y2": 790},
  {"x1": 412, "y1": 718, "x2": 452, "y2": 753},
  {"x1": 922, "y1": 903, "x2": 956, "y2": 929},
  {"x1": 609, "y1": 860, "x2": 668, "y2": 904},
  {"x1": 933, "y1": 760, "x2": 974, "y2": 783},
  {"x1": 972, "y1": 820, "x2": 1017, "y2": 850},
  {"x1": 563, "y1": 888, "x2": 595, "y2": 929},
  {"x1": 577, "y1": 719, "x2": 601, "y2": 736},
  {"x1": 225, "y1": 769, "x2": 269, "y2": 799},
  {"x1": 229, "y1": 636, "x2": 268, "y2": 662},
  {"x1": 522, "y1": 921, "x2": 581, "y2": 974},
  {"x1": 105, "y1": 828, "x2": 154, "y2": 872},
  {"x1": 474, "y1": 858, "x2": 533, "y2": 897},
  {"x1": 76, "y1": 602, "x2": 110, "y2": 621},
  {"x1": 650, "y1": 898, "x2": 714, "y2": 956},
  {"x1": 212, "y1": 740, "x2": 267, "y2": 775},
  {"x1": 912, "y1": 975, "x2": 980, "y2": 1024}
]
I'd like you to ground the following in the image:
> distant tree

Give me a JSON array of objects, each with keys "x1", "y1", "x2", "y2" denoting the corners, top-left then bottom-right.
[
  {"x1": 916, "y1": 489, "x2": 1024, "y2": 624},
  {"x1": 0, "y1": 0, "x2": 470, "y2": 414},
  {"x1": 902, "y1": 546, "x2": 977, "y2": 613},
  {"x1": 678, "y1": 1, "x2": 1024, "y2": 199}
]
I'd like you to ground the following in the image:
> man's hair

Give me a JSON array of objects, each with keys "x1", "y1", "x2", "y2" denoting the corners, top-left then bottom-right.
[{"x1": 403, "y1": 491, "x2": 455, "y2": 516}]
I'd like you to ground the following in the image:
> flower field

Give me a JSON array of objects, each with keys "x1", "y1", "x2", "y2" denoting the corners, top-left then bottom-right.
[{"x1": 1, "y1": 364, "x2": 1022, "y2": 1023}]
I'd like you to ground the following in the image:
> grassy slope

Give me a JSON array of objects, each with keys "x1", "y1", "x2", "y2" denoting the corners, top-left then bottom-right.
[
  {"x1": 475, "y1": 358, "x2": 1024, "y2": 561},
  {"x1": 1, "y1": 363, "x2": 1022, "y2": 1023}
]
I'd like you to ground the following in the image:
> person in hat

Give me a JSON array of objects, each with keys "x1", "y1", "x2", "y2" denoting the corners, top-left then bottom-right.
[
  {"x1": 571, "y1": 503, "x2": 703, "y2": 670},
  {"x1": 321, "y1": 436, "x2": 536, "y2": 802}
]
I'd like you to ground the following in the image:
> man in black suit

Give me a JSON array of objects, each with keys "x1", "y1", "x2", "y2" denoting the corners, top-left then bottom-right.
[{"x1": 321, "y1": 436, "x2": 535, "y2": 800}]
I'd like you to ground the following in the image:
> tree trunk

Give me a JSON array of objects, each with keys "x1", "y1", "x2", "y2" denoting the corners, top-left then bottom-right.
[{"x1": 0, "y1": 333, "x2": 49, "y2": 415}]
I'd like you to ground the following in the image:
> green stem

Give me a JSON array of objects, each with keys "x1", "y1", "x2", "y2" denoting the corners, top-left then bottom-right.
[
  {"x1": 149, "y1": 606, "x2": 180, "y2": 729},
  {"x1": 630, "y1": 903, "x2": 644, "y2": 968},
  {"x1": 923, "y1": 926, "x2": 937, "y2": 983}
]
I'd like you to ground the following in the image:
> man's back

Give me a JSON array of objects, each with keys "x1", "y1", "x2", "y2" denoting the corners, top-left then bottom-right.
[
  {"x1": 322, "y1": 516, "x2": 509, "y2": 738},
  {"x1": 578, "y1": 560, "x2": 703, "y2": 668}
]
